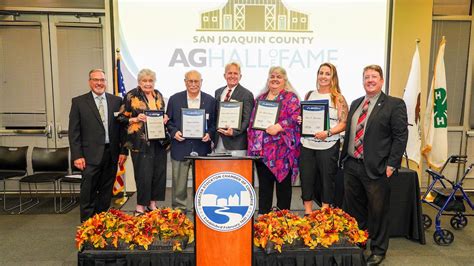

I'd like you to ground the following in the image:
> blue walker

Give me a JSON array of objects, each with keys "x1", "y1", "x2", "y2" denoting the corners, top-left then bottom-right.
[{"x1": 421, "y1": 155, "x2": 474, "y2": 245}]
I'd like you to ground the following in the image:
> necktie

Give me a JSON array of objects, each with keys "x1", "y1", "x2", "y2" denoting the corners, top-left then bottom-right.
[
  {"x1": 97, "y1": 96, "x2": 105, "y2": 123},
  {"x1": 353, "y1": 99, "x2": 370, "y2": 159},
  {"x1": 224, "y1": 88, "x2": 232, "y2": 101}
]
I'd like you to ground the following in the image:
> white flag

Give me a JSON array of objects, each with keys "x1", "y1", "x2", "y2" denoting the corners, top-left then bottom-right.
[
  {"x1": 403, "y1": 44, "x2": 422, "y2": 166},
  {"x1": 422, "y1": 38, "x2": 448, "y2": 169}
]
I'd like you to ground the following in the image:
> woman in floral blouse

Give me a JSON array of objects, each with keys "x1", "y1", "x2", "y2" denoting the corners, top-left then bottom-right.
[
  {"x1": 118, "y1": 69, "x2": 168, "y2": 216},
  {"x1": 247, "y1": 66, "x2": 301, "y2": 214}
]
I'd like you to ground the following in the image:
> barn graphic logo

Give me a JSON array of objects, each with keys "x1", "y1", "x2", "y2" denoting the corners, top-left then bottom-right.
[
  {"x1": 198, "y1": 0, "x2": 311, "y2": 32},
  {"x1": 195, "y1": 172, "x2": 256, "y2": 232}
]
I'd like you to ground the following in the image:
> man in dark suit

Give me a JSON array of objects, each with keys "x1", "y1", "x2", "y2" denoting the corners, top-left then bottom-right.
[
  {"x1": 214, "y1": 62, "x2": 254, "y2": 156},
  {"x1": 340, "y1": 65, "x2": 408, "y2": 265},
  {"x1": 69, "y1": 69, "x2": 128, "y2": 222},
  {"x1": 166, "y1": 70, "x2": 216, "y2": 212}
]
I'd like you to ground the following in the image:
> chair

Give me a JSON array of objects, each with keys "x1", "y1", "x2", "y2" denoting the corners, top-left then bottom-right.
[
  {"x1": 0, "y1": 146, "x2": 28, "y2": 212},
  {"x1": 58, "y1": 164, "x2": 82, "y2": 212},
  {"x1": 18, "y1": 147, "x2": 69, "y2": 214}
]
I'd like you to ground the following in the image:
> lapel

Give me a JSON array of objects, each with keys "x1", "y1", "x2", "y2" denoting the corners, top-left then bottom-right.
[
  {"x1": 347, "y1": 97, "x2": 364, "y2": 134},
  {"x1": 365, "y1": 92, "x2": 386, "y2": 131},
  {"x1": 216, "y1": 86, "x2": 225, "y2": 100},
  {"x1": 200, "y1": 91, "x2": 205, "y2": 109},
  {"x1": 105, "y1": 93, "x2": 115, "y2": 131},
  {"x1": 86, "y1": 92, "x2": 105, "y2": 129},
  {"x1": 181, "y1": 91, "x2": 189, "y2": 109},
  {"x1": 229, "y1": 84, "x2": 242, "y2": 101}
]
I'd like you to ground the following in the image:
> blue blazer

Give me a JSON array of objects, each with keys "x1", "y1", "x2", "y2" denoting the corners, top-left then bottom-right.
[{"x1": 166, "y1": 90, "x2": 216, "y2": 161}]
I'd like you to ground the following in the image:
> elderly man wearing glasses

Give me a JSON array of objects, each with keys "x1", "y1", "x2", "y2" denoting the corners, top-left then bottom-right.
[{"x1": 166, "y1": 70, "x2": 216, "y2": 213}]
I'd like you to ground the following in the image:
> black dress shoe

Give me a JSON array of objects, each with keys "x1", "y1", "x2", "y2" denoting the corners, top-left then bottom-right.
[{"x1": 367, "y1": 254, "x2": 385, "y2": 265}]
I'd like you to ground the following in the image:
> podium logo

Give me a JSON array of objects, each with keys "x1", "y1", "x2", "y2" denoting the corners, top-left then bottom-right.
[{"x1": 195, "y1": 172, "x2": 256, "y2": 232}]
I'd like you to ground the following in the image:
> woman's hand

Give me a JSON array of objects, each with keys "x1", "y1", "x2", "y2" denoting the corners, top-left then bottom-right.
[
  {"x1": 137, "y1": 113, "x2": 147, "y2": 122},
  {"x1": 266, "y1": 123, "x2": 283, "y2": 136},
  {"x1": 297, "y1": 115, "x2": 302, "y2": 125},
  {"x1": 314, "y1": 131, "x2": 328, "y2": 140}
]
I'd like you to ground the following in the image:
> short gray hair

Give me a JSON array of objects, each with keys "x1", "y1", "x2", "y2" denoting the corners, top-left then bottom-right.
[
  {"x1": 184, "y1": 70, "x2": 202, "y2": 80},
  {"x1": 89, "y1": 69, "x2": 105, "y2": 78},
  {"x1": 137, "y1": 68, "x2": 156, "y2": 83}
]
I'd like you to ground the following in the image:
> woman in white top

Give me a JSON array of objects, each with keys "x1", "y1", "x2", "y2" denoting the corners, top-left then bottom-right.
[{"x1": 299, "y1": 63, "x2": 348, "y2": 214}]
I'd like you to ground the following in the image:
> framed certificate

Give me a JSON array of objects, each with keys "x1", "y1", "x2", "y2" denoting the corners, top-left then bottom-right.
[
  {"x1": 252, "y1": 100, "x2": 281, "y2": 130},
  {"x1": 144, "y1": 110, "x2": 166, "y2": 140},
  {"x1": 217, "y1": 101, "x2": 243, "y2": 130},
  {"x1": 300, "y1": 100, "x2": 329, "y2": 137},
  {"x1": 181, "y1": 108, "x2": 206, "y2": 139}
]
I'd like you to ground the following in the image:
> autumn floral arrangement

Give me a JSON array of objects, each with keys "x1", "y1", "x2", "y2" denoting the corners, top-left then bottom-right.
[
  {"x1": 298, "y1": 207, "x2": 368, "y2": 249},
  {"x1": 132, "y1": 208, "x2": 194, "y2": 251},
  {"x1": 253, "y1": 209, "x2": 303, "y2": 252},
  {"x1": 253, "y1": 208, "x2": 368, "y2": 253},
  {"x1": 76, "y1": 208, "x2": 194, "y2": 251}
]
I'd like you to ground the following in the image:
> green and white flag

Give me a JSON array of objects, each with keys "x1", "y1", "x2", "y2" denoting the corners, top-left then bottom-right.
[{"x1": 422, "y1": 37, "x2": 448, "y2": 169}]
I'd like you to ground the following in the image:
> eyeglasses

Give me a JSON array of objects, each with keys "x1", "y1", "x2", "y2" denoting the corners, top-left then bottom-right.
[
  {"x1": 90, "y1": 78, "x2": 106, "y2": 83},
  {"x1": 185, "y1": 79, "x2": 201, "y2": 84}
]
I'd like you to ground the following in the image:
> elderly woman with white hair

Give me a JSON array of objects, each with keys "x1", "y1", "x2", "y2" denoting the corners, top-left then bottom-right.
[
  {"x1": 247, "y1": 66, "x2": 301, "y2": 214},
  {"x1": 118, "y1": 68, "x2": 168, "y2": 216}
]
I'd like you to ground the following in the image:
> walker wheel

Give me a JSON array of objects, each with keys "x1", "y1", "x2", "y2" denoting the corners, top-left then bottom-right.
[
  {"x1": 450, "y1": 214, "x2": 468, "y2": 230},
  {"x1": 422, "y1": 214, "x2": 432, "y2": 230},
  {"x1": 433, "y1": 229, "x2": 454, "y2": 246}
]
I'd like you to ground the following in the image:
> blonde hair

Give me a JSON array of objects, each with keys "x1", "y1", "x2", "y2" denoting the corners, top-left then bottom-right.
[
  {"x1": 224, "y1": 62, "x2": 241, "y2": 73},
  {"x1": 317, "y1": 63, "x2": 341, "y2": 106}
]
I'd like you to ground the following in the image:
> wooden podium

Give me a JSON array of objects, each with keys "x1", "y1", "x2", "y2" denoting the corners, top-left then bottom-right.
[{"x1": 191, "y1": 156, "x2": 256, "y2": 266}]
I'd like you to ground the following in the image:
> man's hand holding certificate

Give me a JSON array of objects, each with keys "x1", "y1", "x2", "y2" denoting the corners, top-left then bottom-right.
[
  {"x1": 217, "y1": 101, "x2": 242, "y2": 130},
  {"x1": 181, "y1": 108, "x2": 205, "y2": 139}
]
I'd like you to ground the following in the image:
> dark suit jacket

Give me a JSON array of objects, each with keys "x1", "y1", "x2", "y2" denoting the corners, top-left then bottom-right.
[
  {"x1": 166, "y1": 90, "x2": 216, "y2": 161},
  {"x1": 68, "y1": 92, "x2": 127, "y2": 166},
  {"x1": 214, "y1": 84, "x2": 254, "y2": 150},
  {"x1": 340, "y1": 92, "x2": 408, "y2": 179}
]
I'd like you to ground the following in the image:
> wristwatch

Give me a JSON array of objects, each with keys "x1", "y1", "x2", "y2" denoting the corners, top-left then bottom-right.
[{"x1": 327, "y1": 129, "x2": 332, "y2": 137}]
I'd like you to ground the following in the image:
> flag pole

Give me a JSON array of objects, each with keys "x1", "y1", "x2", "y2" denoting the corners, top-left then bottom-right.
[
  {"x1": 423, "y1": 37, "x2": 447, "y2": 202},
  {"x1": 405, "y1": 38, "x2": 420, "y2": 168},
  {"x1": 114, "y1": 48, "x2": 128, "y2": 206},
  {"x1": 411, "y1": 38, "x2": 434, "y2": 201}
]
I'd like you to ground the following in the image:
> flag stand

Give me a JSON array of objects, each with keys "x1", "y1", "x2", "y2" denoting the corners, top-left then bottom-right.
[{"x1": 114, "y1": 193, "x2": 128, "y2": 205}]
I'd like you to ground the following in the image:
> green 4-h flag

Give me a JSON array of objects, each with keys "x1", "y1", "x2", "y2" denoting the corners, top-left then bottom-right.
[{"x1": 422, "y1": 37, "x2": 448, "y2": 169}]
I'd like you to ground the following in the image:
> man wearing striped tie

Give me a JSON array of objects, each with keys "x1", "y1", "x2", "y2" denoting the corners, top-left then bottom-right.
[
  {"x1": 214, "y1": 62, "x2": 254, "y2": 156},
  {"x1": 340, "y1": 65, "x2": 408, "y2": 265}
]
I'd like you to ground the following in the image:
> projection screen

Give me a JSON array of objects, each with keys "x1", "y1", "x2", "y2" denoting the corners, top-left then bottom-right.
[{"x1": 117, "y1": 0, "x2": 390, "y2": 104}]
